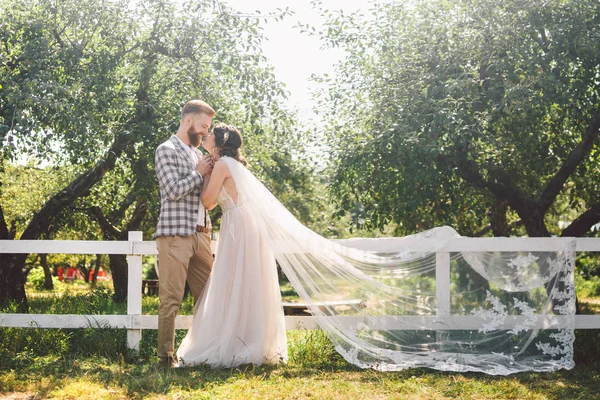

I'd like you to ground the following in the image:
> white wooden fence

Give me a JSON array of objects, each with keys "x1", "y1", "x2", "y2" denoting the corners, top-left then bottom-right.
[{"x1": 1, "y1": 232, "x2": 599, "y2": 352}]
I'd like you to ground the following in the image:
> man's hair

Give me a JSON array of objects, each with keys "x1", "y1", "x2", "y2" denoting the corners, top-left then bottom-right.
[{"x1": 180, "y1": 100, "x2": 216, "y2": 119}]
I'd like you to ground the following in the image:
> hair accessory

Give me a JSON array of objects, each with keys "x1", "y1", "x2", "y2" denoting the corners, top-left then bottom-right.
[{"x1": 222, "y1": 131, "x2": 229, "y2": 144}]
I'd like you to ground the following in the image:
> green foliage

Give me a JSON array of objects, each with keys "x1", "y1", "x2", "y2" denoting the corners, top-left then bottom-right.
[
  {"x1": 0, "y1": 164, "x2": 79, "y2": 236},
  {"x1": 287, "y1": 330, "x2": 344, "y2": 368},
  {"x1": 1, "y1": 0, "x2": 134, "y2": 163},
  {"x1": 316, "y1": 0, "x2": 600, "y2": 237},
  {"x1": 576, "y1": 274, "x2": 600, "y2": 298},
  {"x1": 0, "y1": 0, "x2": 324, "y2": 246},
  {"x1": 577, "y1": 253, "x2": 600, "y2": 279},
  {"x1": 26, "y1": 267, "x2": 59, "y2": 291},
  {"x1": 0, "y1": 327, "x2": 71, "y2": 358},
  {"x1": 0, "y1": 289, "x2": 129, "y2": 362},
  {"x1": 24, "y1": 287, "x2": 125, "y2": 315},
  {"x1": 0, "y1": 0, "x2": 325, "y2": 307}
]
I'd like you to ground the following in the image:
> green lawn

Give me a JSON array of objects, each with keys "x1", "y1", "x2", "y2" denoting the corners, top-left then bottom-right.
[
  {"x1": 1, "y1": 353, "x2": 599, "y2": 400},
  {"x1": 1, "y1": 287, "x2": 599, "y2": 399}
]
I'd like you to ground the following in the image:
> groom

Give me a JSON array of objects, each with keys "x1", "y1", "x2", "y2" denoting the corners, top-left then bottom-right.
[{"x1": 154, "y1": 100, "x2": 216, "y2": 367}]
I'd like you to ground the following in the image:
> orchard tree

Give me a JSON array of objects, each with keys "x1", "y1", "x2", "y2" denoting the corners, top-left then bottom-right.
[
  {"x1": 0, "y1": 0, "x2": 298, "y2": 308},
  {"x1": 315, "y1": 0, "x2": 600, "y2": 238},
  {"x1": 0, "y1": 163, "x2": 79, "y2": 289}
]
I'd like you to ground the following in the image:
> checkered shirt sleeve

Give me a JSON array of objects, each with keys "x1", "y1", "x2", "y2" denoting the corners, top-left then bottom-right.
[{"x1": 154, "y1": 139, "x2": 203, "y2": 237}]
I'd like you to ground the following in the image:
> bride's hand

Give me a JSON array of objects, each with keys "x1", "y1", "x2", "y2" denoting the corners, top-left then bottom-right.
[{"x1": 196, "y1": 155, "x2": 213, "y2": 176}]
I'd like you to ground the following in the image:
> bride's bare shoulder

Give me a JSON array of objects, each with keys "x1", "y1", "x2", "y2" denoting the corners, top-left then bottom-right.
[{"x1": 213, "y1": 159, "x2": 231, "y2": 177}]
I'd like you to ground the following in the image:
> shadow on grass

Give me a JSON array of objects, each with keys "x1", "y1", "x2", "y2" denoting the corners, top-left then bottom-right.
[
  {"x1": 580, "y1": 297, "x2": 600, "y2": 314},
  {"x1": 1, "y1": 327, "x2": 599, "y2": 399},
  {"x1": 2, "y1": 353, "x2": 599, "y2": 400},
  {"x1": 1, "y1": 292, "x2": 599, "y2": 399}
]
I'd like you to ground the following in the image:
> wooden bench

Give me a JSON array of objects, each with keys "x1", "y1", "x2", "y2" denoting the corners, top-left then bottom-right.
[
  {"x1": 282, "y1": 299, "x2": 365, "y2": 316},
  {"x1": 142, "y1": 279, "x2": 159, "y2": 296},
  {"x1": 140, "y1": 279, "x2": 365, "y2": 317}
]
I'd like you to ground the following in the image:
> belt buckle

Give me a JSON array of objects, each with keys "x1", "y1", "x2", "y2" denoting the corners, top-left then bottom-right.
[{"x1": 196, "y1": 225, "x2": 210, "y2": 233}]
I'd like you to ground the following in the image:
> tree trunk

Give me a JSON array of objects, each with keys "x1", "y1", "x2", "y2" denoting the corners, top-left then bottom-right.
[
  {"x1": 91, "y1": 254, "x2": 101, "y2": 289},
  {"x1": 78, "y1": 256, "x2": 91, "y2": 283},
  {"x1": 107, "y1": 201, "x2": 147, "y2": 302},
  {"x1": 520, "y1": 211, "x2": 551, "y2": 237},
  {"x1": 0, "y1": 206, "x2": 26, "y2": 310},
  {"x1": 90, "y1": 197, "x2": 147, "y2": 302},
  {"x1": 450, "y1": 157, "x2": 577, "y2": 310},
  {"x1": 20, "y1": 134, "x2": 133, "y2": 243},
  {"x1": 40, "y1": 253, "x2": 53, "y2": 290},
  {"x1": 0, "y1": 132, "x2": 133, "y2": 309},
  {"x1": 490, "y1": 199, "x2": 510, "y2": 237},
  {"x1": 0, "y1": 45, "x2": 156, "y2": 307},
  {"x1": 0, "y1": 253, "x2": 29, "y2": 312},
  {"x1": 108, "y1": 254, "x2": 128, "y2": 302}
]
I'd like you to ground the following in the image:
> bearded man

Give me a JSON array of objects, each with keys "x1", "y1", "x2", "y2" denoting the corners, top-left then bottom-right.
[{"x1": 154, "y1": 100, "x2": 215, "y2": 367}]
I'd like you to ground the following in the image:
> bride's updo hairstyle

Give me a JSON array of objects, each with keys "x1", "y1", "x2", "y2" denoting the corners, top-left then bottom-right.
[{"x1": 213, "y1": 123, "x2": 248, "y2": 166}]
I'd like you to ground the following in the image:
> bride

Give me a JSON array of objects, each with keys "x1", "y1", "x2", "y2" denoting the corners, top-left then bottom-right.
[
  {"x1": 176, "y1": 124, "x2": 287, "y2": 367},
  {"x1": 176, "y1": 124, "x2": 575, "y2": 375}
]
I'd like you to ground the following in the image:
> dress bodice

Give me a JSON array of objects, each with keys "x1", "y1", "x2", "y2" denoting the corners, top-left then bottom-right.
[{"x1": 216, "y1": 186, "x2": 239, "y2": 212}]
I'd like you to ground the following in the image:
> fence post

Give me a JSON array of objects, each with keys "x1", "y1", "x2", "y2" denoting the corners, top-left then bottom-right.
[
  {"x1": 435, "y1": 251, "x2": 451, "y2": 318},
  {"x1": 127, "y1": 231, "x2": 143, "y2": 352}
]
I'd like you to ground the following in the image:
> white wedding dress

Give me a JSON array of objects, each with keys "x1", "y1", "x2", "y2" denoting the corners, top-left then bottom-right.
[
  {"x1": 176, "y1": 156, "x2": 576, "y2": 375},
  {"x1": 176, "y1": 181, "x2": 288, "y2": 368}
]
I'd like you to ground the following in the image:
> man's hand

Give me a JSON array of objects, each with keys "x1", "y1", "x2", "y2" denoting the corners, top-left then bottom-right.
[{"x1": 196, "y1": 155, "x2": 214, "y2": 176}]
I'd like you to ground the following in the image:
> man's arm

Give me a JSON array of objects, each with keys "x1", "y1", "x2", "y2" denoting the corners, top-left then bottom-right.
[{"x1": 155, "y1": 145, "x2": 203, "y2": 201}]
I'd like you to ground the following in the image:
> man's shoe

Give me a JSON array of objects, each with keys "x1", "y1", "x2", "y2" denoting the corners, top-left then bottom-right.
[{"x1": 159, "y1": 356, "x2": 176, "y2": 368}]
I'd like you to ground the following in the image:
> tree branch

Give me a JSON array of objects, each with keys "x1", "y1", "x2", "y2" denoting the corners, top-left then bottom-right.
[
  {"x1": 17, "y1": 29, "x2": 157, "y2": 242},
  {"x1": 486, "y1": 163, "x2": 532, "y2": 213},
  {"x1": 539, "y1": 110, "x2": 600, "y2": 212},
  {"x1": 561, "y1": 204, "x2": 600, "y2": 237},
  {"x1": 438, "y1": 154, "x2": 493, "y2": 191},
  {"x1": 19, "y1": 132, "x2": 132, "y2": 241},
  {"x1": 438, "y1": 154, "x2": 550, "y2": 235},
  {"x1": 153, "y1": 44, "x2": 196, "y2": 60},
  {"x1": 89, "y1": 206, "x2": 122, "y2": 238},
  {"x1": 107, "y1": 190, "x2": 136, "y2": 223},
  {"x1": 438, "y1": 154, "x2": 532, "y2": 214},
  {"x1": 125, "y1": 199, "x2": 147, "y2": 232},
  {"x1": 474, "y1": 219, "x2": 523, "y2": 237},
  {"x1": 52, "y1": 28, "x2": 66, "y2": 48}
]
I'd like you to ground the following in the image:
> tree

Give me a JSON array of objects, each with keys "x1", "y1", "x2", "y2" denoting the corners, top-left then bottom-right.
[
  {"x1": 0, "y1": 0, "x2": 299, "y2": 308},
  {"x1": 315, "y1": 0, "x2": 600, "y2": 239}
]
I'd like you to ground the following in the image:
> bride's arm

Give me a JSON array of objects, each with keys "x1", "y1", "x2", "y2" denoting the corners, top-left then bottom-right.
[{"x1": 201, "y1": 160, "x2": 229, "y2": 210}]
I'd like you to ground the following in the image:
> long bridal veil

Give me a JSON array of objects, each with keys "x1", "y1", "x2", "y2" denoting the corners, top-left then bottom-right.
[{"x1": 221, "y1": 157, "x2": 575, "y2": 375}]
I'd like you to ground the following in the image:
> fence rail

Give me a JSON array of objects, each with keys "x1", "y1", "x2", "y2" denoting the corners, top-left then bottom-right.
[{"x1": 1, "y1": 232, "x2": 599, "y2": 352}]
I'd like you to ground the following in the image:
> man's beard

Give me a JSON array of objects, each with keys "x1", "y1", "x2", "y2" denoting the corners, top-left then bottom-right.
[{"x1": 187, "y1": 126, "x2": 201, "y2": 147}]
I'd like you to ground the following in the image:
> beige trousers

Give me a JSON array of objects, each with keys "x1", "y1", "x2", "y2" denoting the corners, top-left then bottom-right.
[{"x1": 156, "y1": 232, "x2": 213, "y2": 358}]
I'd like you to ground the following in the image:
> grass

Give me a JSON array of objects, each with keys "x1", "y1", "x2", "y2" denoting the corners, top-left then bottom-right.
[
  {"x1": 1, "y1": 287, "x2": 599, "y2": 399},
  {"x1": 1, "y1": 352, "x2": 599, "y2": 399}
]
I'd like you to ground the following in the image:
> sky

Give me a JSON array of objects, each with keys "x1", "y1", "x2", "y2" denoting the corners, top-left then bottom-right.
[{"x1": 222, "y1": 0, "x2": 374, "y2": 120}]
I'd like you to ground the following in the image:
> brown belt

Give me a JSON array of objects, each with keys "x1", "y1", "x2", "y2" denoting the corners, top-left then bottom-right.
[{"x1": 196, "y1": 225, "x2": 211, "y2": 233}]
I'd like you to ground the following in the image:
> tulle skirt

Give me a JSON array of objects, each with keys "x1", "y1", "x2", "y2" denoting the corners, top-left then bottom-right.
[{"x1": 176, "y1": 204, "x2": 288, "y2": 368}]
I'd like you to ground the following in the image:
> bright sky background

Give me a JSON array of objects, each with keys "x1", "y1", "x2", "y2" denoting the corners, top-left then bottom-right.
[{"x1": 223, "y1": 0, "x2": 373, "y2": 120}]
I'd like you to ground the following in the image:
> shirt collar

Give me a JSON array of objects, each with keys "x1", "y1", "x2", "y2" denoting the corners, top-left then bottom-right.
[{"x1": 174, "y1": 134, "x2": 192, "y2": 150}]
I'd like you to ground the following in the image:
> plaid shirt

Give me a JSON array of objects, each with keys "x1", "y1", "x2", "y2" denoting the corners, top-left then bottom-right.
[{"x1": 154, "y1": 135, "x2": 206, "y2": 238}]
